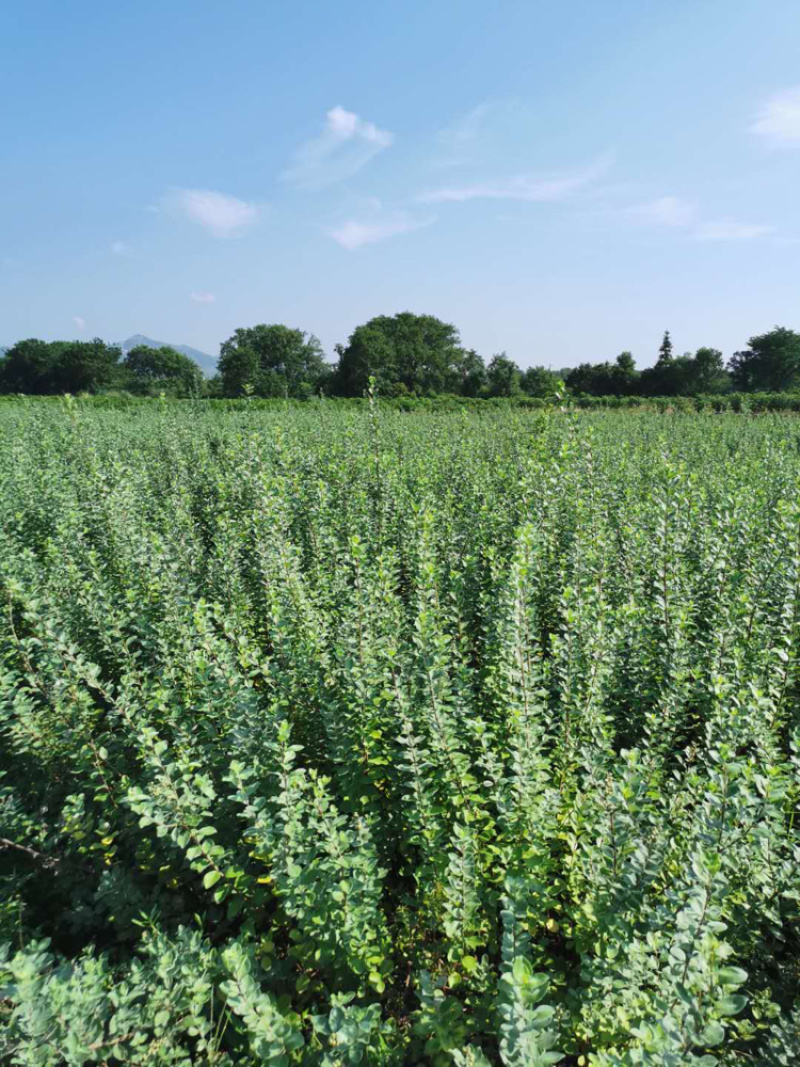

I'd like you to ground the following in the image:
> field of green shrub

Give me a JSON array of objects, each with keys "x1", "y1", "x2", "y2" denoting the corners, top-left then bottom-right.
[
  {"x1": 1, "y1": 400, "x2": 800, "y2": 1064},
  {"x1": 6, "y1": 389, "x2": 800, "y2": 414}
]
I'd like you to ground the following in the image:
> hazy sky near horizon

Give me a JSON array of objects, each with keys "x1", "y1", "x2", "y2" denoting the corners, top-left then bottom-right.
[{"x1": 1, "y1": 0, "x2": 799, "y2": 369}]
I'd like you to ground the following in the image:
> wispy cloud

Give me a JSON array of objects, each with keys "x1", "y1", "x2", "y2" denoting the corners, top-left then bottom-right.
[
  {"x1": 616, "y1": 197, "x2": 773, "y2": 243},
  {"x1": 73, "y1": 316, "x2": 86, "y2": 331},
  {"x1": 626, "y1": 196, "x2": 696, "y2": 227},
  {"x1": 692, "y1": 219, "x2": 774, "y2": 241},
  {"x1": 282, "y1": 106, "x2": 393, "y2": 188},
  {"x1": 328, "y1": 210, "x2": 434, "y2": 250},
  {"x1": 190, "y1": 290, "x2": 216, "y2": 304},
  {"x1": 751, "y1": 87, "x2": 800, "y2": 145},
  {"x1": 434, "y1": 102, "x2": 496, "y2": 168},
  {"x1": 417, "y1": 152, "x2": 613, "y2": 204},
  {"x1": 431, "y1": 100, "x2": 525, "y2": 169},
  {"x1": 442, "y1": 102, "x2": 494, "y2": 146},
  {"x1": 110, "y1": 240, "x2": 129, "y2": 255},
  {"x1": 160, "y1": 189, "x2": 261, "y2": 237}
]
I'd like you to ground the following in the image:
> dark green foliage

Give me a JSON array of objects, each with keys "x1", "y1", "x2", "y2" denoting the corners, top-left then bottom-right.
[
  {"x1": 730, "y1": 327, "x2": 800, "y2": 392},
  {"x1": 519, "y1": 366, "x2": 562, "y2": 398},
  {"x1": 458, "y1": 349, "x2": 488, "y2": 397},
  {"x1": 0, "y1": 337, "x2": 122, "y2": 394},
  {"x1": 565, "y1": 352, "x2": 639, "y2": 397},
  {"x1": 332, "y1": 312, "x2": 465, "y2": 396},
  {"x1": 486, "y1": 353, "x2": 521, "y2": 397},
  {"x1": 658, "y1": 329, "x2": 673, "y2": 363},
  {"x1": 0, "y1": 339, "x2": 66, "y2": 394},
  {"x1": 123, "y1": 344, "x2": 204, "y2": 396},
  {"x1": 218, "y1": 324, "x2": 329, "y2": 398}
]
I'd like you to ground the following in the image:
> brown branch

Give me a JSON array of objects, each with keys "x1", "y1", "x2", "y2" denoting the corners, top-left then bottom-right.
[{"x1": 0, "y1": 836, "x2": 61, "y2": 870}]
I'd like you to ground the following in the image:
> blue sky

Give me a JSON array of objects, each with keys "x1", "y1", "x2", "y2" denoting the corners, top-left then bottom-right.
[{"x1": 1, "y1": 0, "x2": 799, "y2": 369}]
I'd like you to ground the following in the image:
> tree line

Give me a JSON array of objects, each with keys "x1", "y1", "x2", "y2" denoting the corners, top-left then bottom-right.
[
  {"x1": 0, "y1": 339, "x2": 204, "y2": 397},
  {"x1": 2, "y1": 314, "x2": 799, "y2": 399}
]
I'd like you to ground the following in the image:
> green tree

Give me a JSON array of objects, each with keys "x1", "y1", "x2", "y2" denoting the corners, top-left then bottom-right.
[
  {"x1": 456, "y1": 348, "x2": 487, "y2": 397},
  {"x1": 612, "y1": 351, "x2": 639, "y2": 395},
  {"x1": 640, "y1": 353, "x2": 694, "y2": 396},
  {"x1": 519, "y1": 365, "x2": 562, "y2": 398},
  {"x1": 657, "y1": 330, "x2": 673, "y2": 364},
  {"x1": 332, "y1": 312, "x2": 465, "y2": 396},
  {"x1": 0, "y1": 339, "x2": 65, "y2": 393},
  {"x1": 486, "y1": 353, "x2": 521, "y2": 397},
  {"x1": 0, "y1": 337, "x2": 120, "y2": 394},
  {"x1": 729, "y1": 327, "x2": 800, "y2": 392},
  {"x1": 218, "y1": 345, "x2": 260, "y2": 398},
  {"x1": 52, "y1": 339, "x2": 122, "y2": 393},
  {"x1": 218, "y1": 325, "x2": 328, "y2": 398},
  {"x1": 123, "y1": 345, "x2": 204, "y2": 396},
  {"x1": 565, "y1": 362, "x2": 604, "y2": 396},
  {"x1": 565, "y1": 357, "x2": 637, "y2": 397},
  {"x1": 690, "y1": 347, "x2": 730, "y2": 394},
  {"x1": 615, "y1": 351, "x2": 635, "y2": 376}
]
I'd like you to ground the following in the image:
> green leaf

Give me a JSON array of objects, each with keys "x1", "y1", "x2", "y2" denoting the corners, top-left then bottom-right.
[
  {"x1": 717, "y1": 966, "x2": 748, "y2": 988},
  {"x1": 702, "y1": 1021, "x2": 725, "y2": 1047},
  {"x1": 717, "y1": 994, "x2": 747, "y2": 1016}
]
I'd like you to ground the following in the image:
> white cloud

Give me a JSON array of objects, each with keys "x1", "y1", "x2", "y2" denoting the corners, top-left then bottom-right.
[
  {"x1": 282, "y1": 106, "x2": 393, "y2": 188},
  {"x1": 692, "y1": 219, "x2": 774, "y2": 241},
  {"x1": 751, "y1": 87, "x2": 800, "y2": 145},
  {"x1": 190, "y1": 291, "x2": 216, "y2": 304},
  {"x1": 328, "y1": 211, "x2": 434, "y2": 250},
  {"x1": 161, "y1": 189, "x2": 260, "y2": 237},
  {"x1": 432, "y1": 100, "x2": 526, "y2": 169},
  {"x1": 440, "y1": 102, "x2": 494, "y2": 146},
  {"x1": 417, "y1": 152, "x2": 613, "y2": 204},
  {"x1": 110, "y1": 240, "x2": 129, "y2": 255},
  {"x1": 73, "y1": 316, "x2": 86, "y2": 331},
  {"x1": 626, "y1": 196, "x2": 696, "y2": 227}
]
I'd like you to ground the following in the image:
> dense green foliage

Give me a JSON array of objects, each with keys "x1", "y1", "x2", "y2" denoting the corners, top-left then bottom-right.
[
  {"x1": 331, "y1": 313, "x2": 468, "y2": 397},
  {"x1": 0, "y1": 340, "x2": 203, "y2": 398},
  {"x1": 729, "y1": 329, "x2": 800, "y2": 393},
  {"x1": 0, "y1": 338, "x2": 123, "y2": 395},
  {"x1": 3, "y1": 320, "x2": 800, "y2": 403},
  {"x1": 565, "y1": 345, "x2": 732, "y2": 398},
  {"x1": 2, "y1": 401, "x2": 800, "y2": 1063},
  {"x1": 562, "y1": 329, "x2": 800, "y2": 399},
  {"x1": 217, "y1": 325, "x2": 328, "y2": 399},
  {"x1": 123, "y1": 344, "x2": 205, "y2": 397}
]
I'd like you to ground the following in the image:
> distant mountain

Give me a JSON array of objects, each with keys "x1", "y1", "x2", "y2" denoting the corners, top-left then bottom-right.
[{"x1": 121, "y1": 335, "x2": 217, "y2": 377}]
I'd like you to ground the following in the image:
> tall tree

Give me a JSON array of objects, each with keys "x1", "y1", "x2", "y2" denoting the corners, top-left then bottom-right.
[
  {"x1": 455, "y1": 348, "x2": 487, "y2": 397},
  {"x1": 486, "y1": 353, "x2": 521, "y2": 397},
  {"x1": 332, "y1": 312, "x2": 464, "y2": 396},
  {"x1": 657, "y1": 330, "x2": 673, "y2": 364},
  {"x1": 729, "y1": 327, "x2": 800, "y2": 392},
  {"x1": 52, "y1": 339, "x2": 122, "y2": 393},
  {"x1": 218, "y1": 325, "x2": 327, "y2": 398},
  {"x1": 612, "y1": 351, "x2": 639, "y2": 395},
  {"x1": 0, "y1": 339, "x2": 65, "y2": 393},
  {"x1": 690, "y1": 347, "x2": 730, "y2": 393},
  {"x1": 519, "y1": 365, "x2": 562, "y2": 398},
  {"x1": 123, "y1": 345, "x2": 204, "y2": 396}
]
